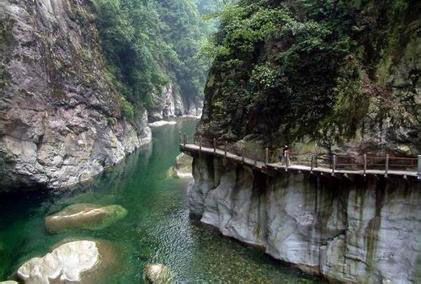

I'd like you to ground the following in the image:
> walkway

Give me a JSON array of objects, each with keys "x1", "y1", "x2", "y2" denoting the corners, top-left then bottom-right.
[{"x1": 180, "y1": 143, "x2": 421, "y2": 180}]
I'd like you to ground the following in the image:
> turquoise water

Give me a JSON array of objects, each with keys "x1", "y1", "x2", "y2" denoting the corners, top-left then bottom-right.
[{"x1": 0, "y1": 119, "x2": 320, "y2": 283}]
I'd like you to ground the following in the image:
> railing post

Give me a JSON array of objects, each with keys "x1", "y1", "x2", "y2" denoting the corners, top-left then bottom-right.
[
  {"x1": 285, "y1": 152, "x2": 289, "y2": 172},
  {"x1": 332, "y1": 154, "x2": 336, "y2": 176},
  {"x1": 199, "y1": 136, "x2": 202, "y2": 150},
  {"x1": 385, "y1": 154, "x2": 389, "y2": 178},
  {"x1": 310, "y1": 155, "x2": 314, "y2": 173},
  {"x1": 265, "y1": 148, "x2": 269, "y2": 165},
  {"x1": 213, "y1": 138, "x2": 216, "y2": 153},
  {"x1": 224, "y1": 142, "x2": 227, "y2": 158},
  {"x1": 418, "y1": 155, "x2": 421, "y2": 180},
  {"x1": 364, "y1": 154, "x2": 367, "y2": 176},
  {"x1": 183, "y1": 133, "x2": 187, "y2": 146}
]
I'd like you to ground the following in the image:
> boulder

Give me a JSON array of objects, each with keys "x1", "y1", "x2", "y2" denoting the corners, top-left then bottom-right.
[
  {"x1": 169, "y1": 153, "x2": 193, "y2": 179},
  {"x1": 143, "y1": 264, "x2": 173, "y2": 284},
  {"x1": 45, "y1": 203, "x2": 127, "y2": 233},
  {"x1": 17, "y1": 240, "x2": 115, "y2": 283}
]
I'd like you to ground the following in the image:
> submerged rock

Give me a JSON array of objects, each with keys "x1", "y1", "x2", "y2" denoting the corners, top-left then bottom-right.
[
  {"x1": 169, "y1": 153, "x2": 193, "y2": 179},
  {"x1": 143, "y1": 264, "x2": 173, "y2": 284},
  {"x1": 45, "y1": 204, "x2": 127, "y2": 233},
  {"x1": 149, "y1": 120, "x2": 177, "y2": 128},
  {"x1": 17, "y1": 240, "x2": 116, "y2": 284}
]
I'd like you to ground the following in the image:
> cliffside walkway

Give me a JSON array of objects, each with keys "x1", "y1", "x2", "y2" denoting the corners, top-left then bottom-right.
[{"x1": 180, "y1": 138, "x2": 421, "y2": 180}]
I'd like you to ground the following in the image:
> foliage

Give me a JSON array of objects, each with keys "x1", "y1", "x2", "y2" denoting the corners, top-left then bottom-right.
[
  {"x1": 250, "y1": 63, "x2": 280, "y2": 90},
  {"x1": 201, "y1": 0, "x2": 394, "y2": 145},
  {"x1": 92, "y1": 0, "x2": 215, "y2": 114},
  {"x1": 119, "y1": 96, "x2": 135, "y2": 119}
]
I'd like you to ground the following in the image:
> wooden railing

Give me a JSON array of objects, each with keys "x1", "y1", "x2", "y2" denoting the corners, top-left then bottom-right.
[{"x1": 179, "y1": 134, "x2": 421, "y2": 180}]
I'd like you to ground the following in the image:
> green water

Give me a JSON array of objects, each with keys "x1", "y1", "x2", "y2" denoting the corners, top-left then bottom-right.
[{"x1": 0, "y1": 119, "x2": 319, "y2": 283}]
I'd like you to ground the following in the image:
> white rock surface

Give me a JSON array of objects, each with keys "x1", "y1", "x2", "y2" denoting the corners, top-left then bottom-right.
[
  {"x1": 189, "y1": 155, "x2": 421, "y2": 283},
  {"x1": 149, "y1": 120, "x2": 177, "y2": 128},
  {"x1": 169, "y1": 153, "x2": 193, "y2": 179},
  {"x1": 143, "y1": 264, "x2": 173, "y2": 284},
  {"x1": 17, "y1": 241, "x2": 100, "y2": 283}
]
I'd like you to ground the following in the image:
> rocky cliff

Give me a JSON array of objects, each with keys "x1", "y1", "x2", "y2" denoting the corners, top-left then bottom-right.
[
  {"x1": 148, "y1": 83, "x2": 203, "y2": 122},
  {"x1": 198, "y1": 0, "x2": 420, "y2": 156},
  {"x1": 189, "y1": 155, "x2": 421, "y2": 283},
  {"x1": 0, "y1": 0, "x2": 151, "y2": 191},
  {"x1": 189, "y1": 2, "x2": 421, "y2": 280}
]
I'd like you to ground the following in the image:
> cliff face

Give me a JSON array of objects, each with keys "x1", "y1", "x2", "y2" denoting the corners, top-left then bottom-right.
[
  {"x1": 189, "y1": 155, "x2": 421, "y2": 283},
  {"x1": 198, "y1": 0, "x2": 420, "y2": 155},
  {"x1": 0, "y1": 0, "x2": 151, "y2": 191},
  {"x1": 148, "y1": 83, "x2": 203, "y2": 122},
  {"x1": 190, "y1": 3, "x2": 421, "y2": 279}
]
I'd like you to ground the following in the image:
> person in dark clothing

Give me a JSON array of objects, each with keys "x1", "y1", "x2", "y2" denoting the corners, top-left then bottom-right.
[{"x1": 279, "y1": 145, "x2": 289, "y2": 164}]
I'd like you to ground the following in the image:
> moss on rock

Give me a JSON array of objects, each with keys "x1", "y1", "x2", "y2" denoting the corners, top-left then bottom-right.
[{"x1": 45, "y1": 203, "x2": 128, "y2": 233}]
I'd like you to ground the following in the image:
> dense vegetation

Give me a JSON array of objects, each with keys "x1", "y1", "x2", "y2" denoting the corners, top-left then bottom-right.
[
  {"x1": 92, "y1": 0, "x2": 221, "y2": 117},
  {"x1": 200, "y1": 0, "x2": 420, "y2": 150}
]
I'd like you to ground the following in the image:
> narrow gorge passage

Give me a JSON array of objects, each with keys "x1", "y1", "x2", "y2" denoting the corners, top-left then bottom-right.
[{"x1": 0, "y1": 119, "x2": 320, "y2": 283}]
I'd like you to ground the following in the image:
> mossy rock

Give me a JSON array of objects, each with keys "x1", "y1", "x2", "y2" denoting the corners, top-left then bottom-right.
[{"x1": 45, "y1": 203, "x2": 128, "y2": 233}]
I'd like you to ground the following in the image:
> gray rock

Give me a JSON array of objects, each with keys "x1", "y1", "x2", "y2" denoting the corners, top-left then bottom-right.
[
  {"x1": 169, "y1": 153, "x2": 193, "y2": 179},
  {"x1": 0, "y1": 0, "x2": 151, "y2": 192},
  {"x1": 17, "y1": 240, "x2": 116, "y2": 284},
  {"x1": 148, "y1": 83, "x2": 203, "y2": 121},
  {"x1": 148, "y1": 84, "x2": 180, "y2": 122},
  {"x1": 143, "y1": 264, "x2": 173, "y2": 284},
  {"x1": 45, "y1": 204, "x2": 128, "y2": 233},
  {"x1": 189, "y1": 155, "x2": 421, "y2": 283}
]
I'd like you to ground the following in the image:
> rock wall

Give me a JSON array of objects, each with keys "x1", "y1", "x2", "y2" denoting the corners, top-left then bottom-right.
[
  {"x1": 196, "y1": 1, "x2": 420, "y2": 155},
  {"x1": 189, "y1": 155, "x2": 421, "y2": 283},
  {"x1": 148, "y1": 83, "x2": 202, "y2": 122},
  {"x1": 0, "y1": 0, "x2": 151, "y2": 191}
]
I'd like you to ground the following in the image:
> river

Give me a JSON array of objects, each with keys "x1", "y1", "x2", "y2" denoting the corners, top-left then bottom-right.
[{"x1": 0, "y1": 118, "x2": 320, "y2": 283}]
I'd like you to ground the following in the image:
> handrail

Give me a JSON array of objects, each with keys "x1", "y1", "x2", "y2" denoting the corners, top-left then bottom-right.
[{"x1": 179, "y1": 134, "x2": 421, "y2": 179}]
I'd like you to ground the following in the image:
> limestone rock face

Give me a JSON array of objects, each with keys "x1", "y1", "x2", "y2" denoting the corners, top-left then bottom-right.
[
  {"x1": 17, "y1": 240, "x2": 115, "y2": 284},
  {"x1": 148, "y1": 83, "x2": 203, "y2": 122},
  {"x1": 169, "y1": 153, "x2": 193, "y2": 179},
  {"x1": 148, "y1": 84, "x2": 183, "y2": 122},
  {"x1": 189, "y1": 155, "x2": 421, "y2": 283},
  {"x1": 45, "y1": 204, "x2": 127, "y2": 233},
  {"x1": 0, "y1": 0, "x2": 151, "y2": 192},
  {"x1": 143, "y1": 264, "x2": 173, "y2": 284}
]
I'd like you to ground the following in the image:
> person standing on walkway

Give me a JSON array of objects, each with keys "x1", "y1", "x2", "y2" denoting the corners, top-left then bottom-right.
[{"x1": 279, "y1": 145, "x2": 290, "y2": 165}]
